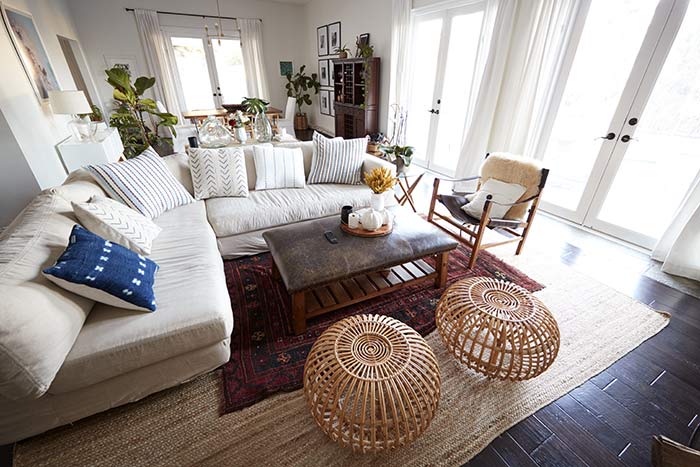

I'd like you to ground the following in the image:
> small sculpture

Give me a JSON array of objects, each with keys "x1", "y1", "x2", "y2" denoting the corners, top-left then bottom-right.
[{"x1": 360, "y1": 209, "x2": 384, "y2": 231}]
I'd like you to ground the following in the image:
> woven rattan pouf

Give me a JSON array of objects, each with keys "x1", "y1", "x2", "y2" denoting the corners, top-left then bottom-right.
[
  {"x1": 436, "y1": 277, "x2": 560, "y2": 381},
  {"x1": 303, "y1": 314, "x2": 441, "y2": 453}
]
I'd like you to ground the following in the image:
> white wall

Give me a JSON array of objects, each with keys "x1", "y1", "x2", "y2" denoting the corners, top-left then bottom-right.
[
  {"x1": 304, "y1": 0, "x2": 393, "y2": 134},
  {"x1": 0, "y1": 0, "x2": 84, "y2": 224},
  {"x1": 66, "y1": 0, "x2": 308, "y2": 114}
]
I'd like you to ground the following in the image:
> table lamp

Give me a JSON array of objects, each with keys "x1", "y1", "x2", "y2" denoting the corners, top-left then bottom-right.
[{"x1": 49, "y1": 90, "x2": 96, "y2": 142}]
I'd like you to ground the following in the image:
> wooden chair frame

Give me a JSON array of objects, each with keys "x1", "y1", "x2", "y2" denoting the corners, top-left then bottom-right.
[{"x1": 427, "y1": 168, "x2": 549, "y2": 269}]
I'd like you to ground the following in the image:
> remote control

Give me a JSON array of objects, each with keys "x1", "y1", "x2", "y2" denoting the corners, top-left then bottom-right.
[{"x1": 324, "y1": 231, "x2": 338, "y2": 244}]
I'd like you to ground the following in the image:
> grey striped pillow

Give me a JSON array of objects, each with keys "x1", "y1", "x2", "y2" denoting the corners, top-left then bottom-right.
[
  {"x1": 253, "y1": 145, "x2": 305, "y2": 190},
  {"x1": 87, "y1": 147, "x2": 193, "y2": 219},
  {"x1": 307, "y1": 132, "x2": 367, "y2": 185}
]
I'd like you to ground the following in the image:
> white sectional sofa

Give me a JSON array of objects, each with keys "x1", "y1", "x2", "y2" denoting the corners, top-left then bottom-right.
[{"x1": 0, "y1": 140, "x2": 394, "y2": 443}]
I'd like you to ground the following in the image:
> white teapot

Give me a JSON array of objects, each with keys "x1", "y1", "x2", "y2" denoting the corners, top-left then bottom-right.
[{"x1": 360, "y1": 209, "x2": 384, "y2": 231}]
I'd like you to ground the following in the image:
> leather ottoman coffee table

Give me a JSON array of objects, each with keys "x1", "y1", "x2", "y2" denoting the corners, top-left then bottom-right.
[{"x1": 263, "y1": 207, "x2": 459, "y2": 335}]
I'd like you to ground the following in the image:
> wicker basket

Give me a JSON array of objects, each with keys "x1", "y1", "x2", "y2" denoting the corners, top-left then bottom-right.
[
  {"x1": 436, "y1": 277, "x2": 560, "y2": 381},
  {"x1": 303, "y1": 314, "x2": 441, "y2": 453}
]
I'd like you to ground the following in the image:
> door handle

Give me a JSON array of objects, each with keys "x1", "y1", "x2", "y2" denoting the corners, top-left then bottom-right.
[
  {"x1": 596, "y1": 132, "x2": 616, "y2": 141},
  {"x1": 429, "y1": 109, "x2": 440, "y2": 115},
  {"x1": 620, "y1": 135, "x2": 637, "y2": 143}
]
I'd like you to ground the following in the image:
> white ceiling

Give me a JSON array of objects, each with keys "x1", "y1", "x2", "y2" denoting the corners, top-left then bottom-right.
[{"x1": 261, "y1": 0, "x2": 311, "y2": 4}]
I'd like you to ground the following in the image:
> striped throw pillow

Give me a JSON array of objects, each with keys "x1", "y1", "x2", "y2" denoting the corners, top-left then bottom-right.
[
  {"x1": 87, "y1": 147, "x2": 193, "y2": 219},
  {"x1": 253, "y1": 144, "x2": 305, "y2": 190},
  {"x1": 307, "y1": 132, "x2": 367, "y2": 185}
]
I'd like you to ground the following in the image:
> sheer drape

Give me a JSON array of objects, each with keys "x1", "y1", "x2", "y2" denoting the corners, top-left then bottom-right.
[
  {"x1": 454, "y1": 0, "x2": 584, "y2": 190},
  {"x1": 238, "y1": 18, "x2": 270, "y2": 100},
  {"x1": 133, "y1": 9, "x2": 183, "y2": 121},
  {"x1": 651, "y1": 174, "x2": 700, "y2": 280},
  {"x1": 387, "y1": 0, "x2": 412, "y2": 143}
]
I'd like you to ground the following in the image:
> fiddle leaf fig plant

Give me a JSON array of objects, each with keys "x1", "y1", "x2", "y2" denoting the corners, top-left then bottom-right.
[
  {"x1": 285, "y1": 64, "x2": 321, "y2": 115},
  {"x1": 105, "y1": 67, "x2": 178, "y2": 158}
]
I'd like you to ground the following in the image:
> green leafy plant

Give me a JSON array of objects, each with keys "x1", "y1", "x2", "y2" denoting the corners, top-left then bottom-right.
[
  {"x1": 105, "y1": 67, "x2": 178, "y2": 158},
  {"x1": 285, "y1": 65, "x2": 321, "y2": 115},
  {"x1": 335, "y1": 44, "x2": 350, "y2": 57},
  {"x1": 241, "y1": 97, "x2": 269, "y2": 115},
  {"x1": 79, "y1": 104, "x2": 104, "y2": 122},
  {"x1": 380, "y1": 144, "x2": 415, "y2": 167}
]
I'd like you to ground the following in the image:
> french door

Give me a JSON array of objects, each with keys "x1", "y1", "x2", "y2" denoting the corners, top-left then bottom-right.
[
  {"x1": 539, "y1": 0, "x2": 700, "y2": 249},
  {"x1": 405, "y1": 1, "x2": 487, "y2": 175}
]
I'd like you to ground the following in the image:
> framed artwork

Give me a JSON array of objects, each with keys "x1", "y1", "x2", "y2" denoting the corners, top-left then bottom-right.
[
  {"x1": 104, "y1": 55, "x2": 138, "y2": 78},
  {"x1": 317, "y1": 25, "x2": 328, "y2": 56},
  {"x1": 330, "y1": 90, "x2": 336, "y2": 117},
  {"x1": 320, "y1": 89, "x2": 330, "y2": 116},
  {"x1": 279, "y1": 61, "x2": 293, "y2": 76},
  {"x1": 328, "y1": 22, "x2": 341, "y2": 53},
  {"x1": 318, "y1": 59, "x2": 330, "y2": 87},
  {"x1": 357, "y1": 33, "x2": 370, "y2": 50},
  {"x1": 1, "y1": 4, "x2": 60, "y2": 101}
]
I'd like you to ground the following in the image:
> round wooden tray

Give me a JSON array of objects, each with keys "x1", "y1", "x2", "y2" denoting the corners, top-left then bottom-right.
[{"x1": 340, "y1": 222, "x2": 393, "y2": 237}]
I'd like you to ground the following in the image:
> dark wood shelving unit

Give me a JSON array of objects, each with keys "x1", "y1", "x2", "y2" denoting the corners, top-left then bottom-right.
[{"x1": 331, "y1": 57, "x2": 380, "y2": 138}]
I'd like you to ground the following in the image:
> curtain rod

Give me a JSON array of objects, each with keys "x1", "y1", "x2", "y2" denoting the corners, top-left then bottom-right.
[{"x1": 124, "y1": 8, "x2": 262, "y2": 22}]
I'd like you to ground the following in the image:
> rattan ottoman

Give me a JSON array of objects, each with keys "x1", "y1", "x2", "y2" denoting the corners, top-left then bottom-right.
[
  {"x1": 303, "y1": 314, "x2": 441, "y2": 453},
  {"x1": 435, "y1": 277, "x2": 559, "y2": 381}
]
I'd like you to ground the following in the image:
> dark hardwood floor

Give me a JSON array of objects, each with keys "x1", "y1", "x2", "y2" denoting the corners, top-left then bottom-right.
[{"x1": 2, "y1": 175, "x2": 699, "y2": 466}]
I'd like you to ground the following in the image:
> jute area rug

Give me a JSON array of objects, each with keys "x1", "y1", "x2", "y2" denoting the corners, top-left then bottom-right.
[{"x1": 14, "y1": 250, "x2": 669, "y2": 467}]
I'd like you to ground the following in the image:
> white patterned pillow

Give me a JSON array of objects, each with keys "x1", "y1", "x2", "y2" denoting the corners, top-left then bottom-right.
[
  {"x1": 87, "y1": 147, "x2": 193, "y2": 219},
  {"x1": 308, "y1": 132, "x2": 367, "y2": 185},
  {"x1": 188, "y1": 147, "x2": 248, "y2": 199},
  {"x1": 253, "y1": 144, "x2": 305, "y2": 190},
  {"x1": 72, "y1": 195, "x2": 162, "y2": 255}
]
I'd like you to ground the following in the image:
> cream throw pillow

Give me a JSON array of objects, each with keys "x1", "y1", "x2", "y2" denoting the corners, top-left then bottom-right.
[
  {"x1": 72, "y1": 195, "x2": 162, "y2": 255},
  {"x1": 253, "y1": 144, "x2": 306, "y2": 190},
  {"x1": 188, "y1": 147, "x2": 248, "y2": 199},
  {"x1": 462, "y1": 178, "x2": 526, "y2": 219}
]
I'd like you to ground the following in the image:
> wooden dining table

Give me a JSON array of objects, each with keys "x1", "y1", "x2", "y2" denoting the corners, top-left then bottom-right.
[{"x1": 182, "y1": 107, "x2": 283, "y2": 130}]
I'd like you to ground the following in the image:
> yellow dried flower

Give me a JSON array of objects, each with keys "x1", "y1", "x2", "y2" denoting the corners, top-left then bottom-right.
[{"x1": 365, "y1": 167, "x2": 397, "y2": 194}]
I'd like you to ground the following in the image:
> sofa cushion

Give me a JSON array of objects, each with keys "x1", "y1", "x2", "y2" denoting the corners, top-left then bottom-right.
[
  {"x1": 51, "y1": 168, "x2": 107, "y2": 204},
  {"x1": 0, "y1": 192, "x2": 94, "y2": 400},
  {"x1": 206, "y1": 184, "x2": 376, "y2": 237},
  {"x1": 49, "y1": 200, "x2": 233, "y2": 394},
  {"x1": 188, "y1": 147, "x2": 249, "y2": 199},
  {"x1": 308, "y1": 132, "x2": 367, "y2": 185}
]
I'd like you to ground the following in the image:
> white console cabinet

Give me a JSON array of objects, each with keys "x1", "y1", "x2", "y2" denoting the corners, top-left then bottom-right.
[{"x1": 57, "y1": 127, "x2": 124, "y2": 172}]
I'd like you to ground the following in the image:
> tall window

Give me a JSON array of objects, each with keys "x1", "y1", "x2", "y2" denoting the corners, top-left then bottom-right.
[{"x1": 167, "y1": 30, "x2": 248, "y2": 112}]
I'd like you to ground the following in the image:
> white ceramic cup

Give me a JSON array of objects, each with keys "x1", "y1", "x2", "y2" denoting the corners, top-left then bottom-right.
[{"x1": 348, "y1": 212, "x2": 360, "y2": 229}]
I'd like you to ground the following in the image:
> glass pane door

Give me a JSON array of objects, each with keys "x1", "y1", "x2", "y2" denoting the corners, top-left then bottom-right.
[
  {"x1": 211, "y1": 38, "x2": 248, "y2": 105},
  {"x1": 540, "y1": 0, "x2": 661, "y2": 217},
  {"x1": 590, "y1": 0, "x2": 700, "y2": 248},
  {"x1": 170, "y1": 36, "x2": 216, "y2": 111},
  {"x1": 405, "y1": 3, "x2": 487, "y2": 175}
]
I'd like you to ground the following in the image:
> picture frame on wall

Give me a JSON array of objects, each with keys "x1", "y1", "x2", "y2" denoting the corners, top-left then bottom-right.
[
  {"x1": 328, "y1": 22, "x2": 341, "y2": 53},
  {"x1": 319, "y1": 60, "x2": 330, "y2": 87},
  {"x1": 1, "y1": 3, "x2": 60, "y2": 101},
  {"x1": 279, "y1": 61, "x2": 293, "y2": 76},
  {"x1": 104, "y1": 55, "x2": 139, "y2": 78},
  {"x1": 320, "y1": 89, "x2": 330, "y2": 116},
  {"x1": 329, "y1": 90, "x2": 336, "y2": 117},
  {"x1": 317, "y1": 25, "x2": 328, "y2": 56}
]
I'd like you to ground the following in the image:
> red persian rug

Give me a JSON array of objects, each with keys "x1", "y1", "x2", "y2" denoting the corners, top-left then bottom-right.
[{"x1": 220, "y1": 245, "x2": 543, "y2": 414}]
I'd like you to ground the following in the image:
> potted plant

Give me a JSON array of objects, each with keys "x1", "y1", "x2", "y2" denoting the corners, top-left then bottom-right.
[
  {"x1": 285, "y1": 65, "x2": 321, "y2": 130},
  {"x1": 335, "y1": 44, "x2": 350, "y2": 59},
  {"x1": 228, "y1": 110, "x2": 249, "y2": 143},
  {"x1": 364, "y1": 166, "x2": 397, "y2": 212},
  {"x1": 242, "y1": 97, "x2": 272, "y2": 142},
  {"x1": 105, "y1": 67, "x2": 178, "y2": 158},
  {"x1": 380, "y1": 144, "x2": 415, "y2": 175},
  {"x1": 367, "y1": 132, "x2": 385, "y2": 156}
]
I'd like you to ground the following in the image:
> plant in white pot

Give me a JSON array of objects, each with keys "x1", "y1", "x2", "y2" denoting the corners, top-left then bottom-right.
[
  {"x1": 380, "y1": 144, "x2": 415, "y2": 175},
  {"x1": 285, "y1": 65, "x2": 321, "y2": 130},
  {"x1": 365, "y1": 167, "x2": 397, "y2": 213}
]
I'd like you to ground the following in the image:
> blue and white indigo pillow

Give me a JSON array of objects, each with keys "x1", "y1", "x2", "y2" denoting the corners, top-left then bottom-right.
[
  {"x1": 43, "y1": 225, "x2": 159, "y2": 312},
  {"x1": 87, "y1": 147, "x2": 193, "y2": 219}
]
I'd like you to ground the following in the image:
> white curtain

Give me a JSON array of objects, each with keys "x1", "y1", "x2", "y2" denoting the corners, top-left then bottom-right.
[
  {"x1": 133, "y1": 9, "x2": 183, "y2": 121},
  {"x1": 387, "y1": 0, "x2": 412, "y2": 142},
  {"x1": 651, "y1": 174, "x2": 700, "y2": 280},
  {"x1": 454, "y1": 0, "x2": 584, "y2": 190},
  {"x1": 238, "y1": 18, "x2": 270, "y2": 100}
]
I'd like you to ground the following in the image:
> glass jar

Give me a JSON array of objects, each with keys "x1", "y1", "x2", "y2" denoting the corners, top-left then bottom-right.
[
  {"x1": 198, "y1": 115, "x2": 233, "y2": 148},
  {"x1": 254, "y1": 113, "x2": 272, "y2": 143}
]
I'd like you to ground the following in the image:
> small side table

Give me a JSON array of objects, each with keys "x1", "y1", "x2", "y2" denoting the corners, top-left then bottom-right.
[
  {"x1": 394, "y1": 168, "x2": 425, "y2": 212},
  {"x1": 57, "y1": 127, "x2": 124, "y2": 172}
]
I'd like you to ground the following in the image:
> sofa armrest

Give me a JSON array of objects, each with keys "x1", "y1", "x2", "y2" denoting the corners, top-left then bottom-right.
[
  {"x1": 162, "y1": 152, "x2": 194, "y2": 196},
  {"x1": 362, "y1": 154, "x2": 396, "y2": 176}
]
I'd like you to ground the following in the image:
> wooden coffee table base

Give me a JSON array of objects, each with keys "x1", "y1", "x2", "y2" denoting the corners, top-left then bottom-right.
[{"x1": 275, "y1": 252, "x2": 450, "y2": 335}]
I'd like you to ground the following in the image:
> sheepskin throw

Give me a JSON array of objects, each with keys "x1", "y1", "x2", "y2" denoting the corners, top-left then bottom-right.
[{"x1": 480, "y1": 153, "x2": 543, "y2": 219}]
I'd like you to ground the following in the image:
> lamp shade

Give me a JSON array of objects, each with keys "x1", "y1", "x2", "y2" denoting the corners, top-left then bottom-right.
[{"x1": 49, "y1": 90, "x2": 92, "y2": 115}]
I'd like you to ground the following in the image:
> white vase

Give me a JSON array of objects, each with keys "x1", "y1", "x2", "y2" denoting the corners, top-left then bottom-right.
[
  {"x1": 370, "y1": 192, "x2": 385, "y2": 212},
  {"x1": 234, "y1": 127, "x2": 247, "y2": 143}
]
